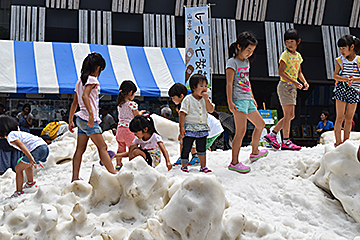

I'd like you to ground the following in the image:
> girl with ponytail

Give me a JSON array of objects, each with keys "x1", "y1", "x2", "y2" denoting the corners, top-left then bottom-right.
[
  {"x1": 226, "y1": 31, "x2": 268, "y2": 174},
  {"x1": 68, "y1": 52, "x2": 116, "y2": 181},
  {"x1": 114, "y1": 80, "x2": 144, "y2": 171},
  {"x1": 333, "y1": 35, "x2": 360, "y2": 147}
]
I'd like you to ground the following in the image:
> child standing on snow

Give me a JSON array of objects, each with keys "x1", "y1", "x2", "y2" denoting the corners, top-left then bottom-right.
[
  {"x1": 115, "y1": 80, "x2": 144, "y2": 171},
  {"x1": 226, "y1": 31, "x2": 268, "y2": 174},
  {"x1": 68, "y1": 52, "x2": 116, "y2": 181},
  {"x1": 333, "y1": 35, "x2": 360, "y2": 147},
  {"x1": 265, "y1": 29, "x2": 309, "y2": 151},
  {"x1": 179, "y1": 74, "x2": 214, "y2": 173}
]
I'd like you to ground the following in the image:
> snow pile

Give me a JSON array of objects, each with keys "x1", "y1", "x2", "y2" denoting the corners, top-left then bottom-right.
[
  {"x1": 312, "y1": 138, "x2": 360, "y2": 223},
  {"x1": 319, "y1": 130, "x2": 360, "y2": 145},
  {"x1": 129, "y1": 174, "x2": 245, "y2": 240}
]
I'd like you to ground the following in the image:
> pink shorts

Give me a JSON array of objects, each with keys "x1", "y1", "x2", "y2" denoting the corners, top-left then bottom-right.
[{"x1": 116, "y1": 126, "x2": 135, "y2": 152}]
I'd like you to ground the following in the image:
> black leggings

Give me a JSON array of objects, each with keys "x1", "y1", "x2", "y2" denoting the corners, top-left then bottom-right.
[{"x1": 181, "y1": 136, "x2": 206, "y2": 165}]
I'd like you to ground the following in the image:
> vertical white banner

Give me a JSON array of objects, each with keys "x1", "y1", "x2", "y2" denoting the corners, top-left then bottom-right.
[{"x1": 184, "y1": 6, "x2": 211, "y2": 90}]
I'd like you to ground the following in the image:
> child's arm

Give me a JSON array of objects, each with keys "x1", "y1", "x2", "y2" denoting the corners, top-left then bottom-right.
[
  {"x1": 334, "y1": 61, "x2": 350, "y2": 82},
  {"x1": 132, "y1": 109, "x2": 146, "y2": 116},
  {"x1": 298, "y1": 67, "x2": 309, "y2": 90},
  {"x1": 179, "y1": 111, "x2": 186, "y2": 139},
  {"x1": 158, "y1": 142, "x2": 172, "y2": 171},
  {"x1": 82, "y1": 84, "x2": 96, "y2": 127},
  {"x1": 226, "y1": 68, "x2": 238, "y2": 113},
  {"x1": 202, "y1": 92, "x2": 214, "y2": 113},
  {"x1": 279, "y1": 60, "x2": 303, "y2": 89},
  {"x1": 68, "y1": 94, "x2": 78, "y2": 133},
  {"x1": 10, "y1": 140, "x2": 42, "y2": 168}
]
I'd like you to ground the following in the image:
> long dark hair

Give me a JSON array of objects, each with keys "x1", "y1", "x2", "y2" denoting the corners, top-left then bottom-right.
[
  {"x1": 129, "y1": 115, "x2": 157, "y2": 135},
  {"x1": 116, "y1": 80, "x2": 137, "y2": 107},
  {"x1": 228, "y1": 31, "x2": 258, "y2": 62},
  {"x1": 337, "y1": 35, "x2": 360, "y2": 55},
  {"x1": 0, "y1": 115, "x2": 19, "y2": 137},
  {"x1": 80, "y1": 52, "x2": 106, "y2": 86}
]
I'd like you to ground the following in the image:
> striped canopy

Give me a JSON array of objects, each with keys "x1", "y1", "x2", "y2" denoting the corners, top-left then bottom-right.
[{"x1": 0, "y1": 40, "x2": 186, "y2": 97}]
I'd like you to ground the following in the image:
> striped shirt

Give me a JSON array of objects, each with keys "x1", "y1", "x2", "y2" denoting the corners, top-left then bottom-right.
[{"x1": 337, "y1": 55, "x2": 360, "y2": 91}]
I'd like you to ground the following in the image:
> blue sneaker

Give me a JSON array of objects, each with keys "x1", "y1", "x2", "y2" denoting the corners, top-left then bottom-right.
[
  {"x1": 189, "y1": 154, "x2": 200, "y2": 166},
  {"x1": 173, "y1": 157, "x2": 182, "y2": 166},
  {"x1": 100, "y1": 150, "x2": 116, "y2": 166}
]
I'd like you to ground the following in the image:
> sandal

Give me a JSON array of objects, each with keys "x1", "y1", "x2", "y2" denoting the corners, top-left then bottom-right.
[{"x1": 199, "y1": 167, "x2": 212, "y2": 173}]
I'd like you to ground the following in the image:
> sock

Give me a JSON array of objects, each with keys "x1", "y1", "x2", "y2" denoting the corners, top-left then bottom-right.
[
  {"x1": 270, "y1": 130, "x2": 277, "y2": 137},
  {"x1": 283, "y1": 138, "x2": 289, "y2": 144}
]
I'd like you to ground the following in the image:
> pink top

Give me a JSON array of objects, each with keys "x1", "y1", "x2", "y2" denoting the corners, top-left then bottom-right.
[
  {"x1": 117, "y1": 101, "x2": 138, "y2": 127},
  {"x1": 74, "y1": 76, "x2": 101, "y2": 123},
  {"x1": 133, "y1": 133, "x2": 163, "y2": 150}
]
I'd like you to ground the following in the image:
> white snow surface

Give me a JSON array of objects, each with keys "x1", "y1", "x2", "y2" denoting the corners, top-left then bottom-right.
[{"x1": 1, "y1": 115, "x2": 360, "y2": 239}]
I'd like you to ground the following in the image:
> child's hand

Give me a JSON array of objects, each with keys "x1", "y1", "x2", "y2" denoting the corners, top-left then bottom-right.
[
  {"x1": 37, "y1": 162, "x2": 45, "y2": 168},
  {"x1": 348, "y1": 75, "x2": 353, "y2": 86},
  {"x1": 87, "y1": 115, "x2": 94, "y2": 127},
  {"x1": 201, "y1": 91, "x2": 209, "y2": 99},
  {"x1": 139, "y1": 110, "x2": 146, "y2": 115},
  {"x1": 296, "y1": 82, "x2": 303, "y2": 89},
  {"x1": 303, "y1": 82, "x2": 309, "y2": 90},
  {"x1": 228, "y1": 102, "x2": 238, "y2": 113},
  {"x1": 69, "y1": 122, "x2": 75, "y2": 133},
  {"x1": 179, "y1": 126, "x2": 185, "y2": 138},
  {"x1": 166, "y1": 161, "x2": 173, "y2": 171}
]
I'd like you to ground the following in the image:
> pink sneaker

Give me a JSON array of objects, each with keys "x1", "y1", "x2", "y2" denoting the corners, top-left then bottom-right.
[
  {"x1": 281, "y1": 140, "x2": 301, "y2": 150},
  {"x1": 264, "y1": 134, "x2": 280, "y2": 149},
  {"x1": 249, "y1": 149, "x2": 268, "y2": 162},
  {"x1": 228, "y1": 162, "x2": 251, "y2": 173}
]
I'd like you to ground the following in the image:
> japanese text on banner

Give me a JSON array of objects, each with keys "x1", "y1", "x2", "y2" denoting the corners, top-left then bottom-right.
[{"x1": 184, "y1": 6, "x2": 210, "y2": 89}]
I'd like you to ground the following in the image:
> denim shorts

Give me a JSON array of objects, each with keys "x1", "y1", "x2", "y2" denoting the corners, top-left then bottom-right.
[
  {"x1": 233, "y1": 100, "x2": 257, "y2": 114},
  {"x1": 76, "y1": 117, "x2": 102, "y2": 136},
  {"x1": 20, "y1": 144, "x2": 49, "y2": 164}
]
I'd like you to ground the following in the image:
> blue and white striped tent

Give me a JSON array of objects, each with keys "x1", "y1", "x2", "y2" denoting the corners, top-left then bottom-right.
[{"x1": 0, "y1": 40, "x2": 186, "y2": 97}]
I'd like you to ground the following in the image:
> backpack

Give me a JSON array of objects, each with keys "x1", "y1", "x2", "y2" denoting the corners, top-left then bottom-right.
[
  {"x1": 334, "y1": 56, "x2": 360, "y2": 92},
  {"x1": 41, "y1": 121, "x2": 67, "y2": 140}
]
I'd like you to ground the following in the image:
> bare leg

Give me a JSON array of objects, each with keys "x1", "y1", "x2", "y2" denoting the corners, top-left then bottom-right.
[
  {"x1": 273, "y1": 104, "x2": 295, "y2": 139},
  {"x1": 90, "y1": 133, "x2": 116, "y2": 174},
  {"x1": 199, "y1": 155, "x2": 206, "y2": 168},
  {"x1": 72, "y1": 135, "x2": 89, "y2": 182},
  {"x1": 24, "y1": 166, "x2": 33, "y2": 183},
  {"x1": 344, "y1": 103, "x2": 357, "y2": 142},
  {"x1": 15, "y1": 162, "x2": 31, "y2": 192},
  {"x1": 334, "y1": 100, "x2": 346, "y2": 145},
  {"x1": 129, "y1": 147, "x2": 147, "y2": 160},
  {"x1": 231, "y1": 111, "x2": 248, "y2": 165},
  {"x1": 247, "y1": 111, "x2": 266, "y2": 155}
]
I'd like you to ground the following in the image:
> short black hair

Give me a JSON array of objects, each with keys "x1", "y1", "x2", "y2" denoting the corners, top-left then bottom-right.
[
  {"x1": 0, "y1": 115, "x2": 19, "y2": 137},
  {"x1": 284, "y1": 28, "x2": 300, "y2": 42},
  {"x1": 168, "y1": 83, "x2": 188, "y2": 98},
  {"x1": 23, "y1": 103, "x2": 31, "y2": 111},
  {"x1": 189, "y1": 74, "x2": 208, "y2": 93},
  {"x1": 321, "y1": 110, "x2": 330, "y2": 119}
]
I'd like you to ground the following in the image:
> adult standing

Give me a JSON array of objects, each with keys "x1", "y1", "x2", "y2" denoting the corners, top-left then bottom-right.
[{"x1": 16, "y1": 103, "x2": 33, "y2": 132}]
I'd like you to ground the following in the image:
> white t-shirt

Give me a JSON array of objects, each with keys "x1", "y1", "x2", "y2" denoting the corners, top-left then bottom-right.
[
  {"x1": 74, "y1": 76, "x2": 101, "y2": 123},
  {"x1": 207, "y1": 115, "x2": 224, "y2": 138},
  {"x1": 180, "y1": 94, "x2": 214, "y2": 125},
  {"x1": 133, "y1": 133, "x2": 163, "y2": 150},
  {"x1": 7, "y1": 131, "x2": 46, "y2": 152}
]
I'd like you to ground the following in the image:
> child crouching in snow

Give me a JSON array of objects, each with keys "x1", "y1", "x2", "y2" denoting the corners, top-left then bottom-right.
[
  {"x1": 0, "y1": 115, "x2": 48, "y2": 199},
  {"x1": 113, "y1": 115, "x2": 172, "y2": 171}
]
